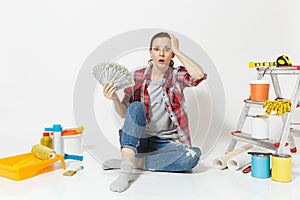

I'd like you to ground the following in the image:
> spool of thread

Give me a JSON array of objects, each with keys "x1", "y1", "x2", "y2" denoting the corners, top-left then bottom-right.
[
  {"x1": 248, "y1": 152, "x2": 271, "y2": 179},
  {"x1": 31, "y1": 144, "x2": 57, "y2": 160},
  {"x1": 271, "y1": 154, "x2": 292, "y2": 182}
]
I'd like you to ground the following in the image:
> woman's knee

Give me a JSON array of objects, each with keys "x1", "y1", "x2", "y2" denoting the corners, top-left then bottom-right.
[
  {"x1": 127, "y1": 101, "x2": 145, "y2": 114},
  {"x1": 185, "y1": 147, "x2": 201, "y2": 169},
  {"x1": 189, "y1": 147, "x2": 201, "y2": 158},
  {"x1": 125, "y1": 102, "x2": 146, "y2": 126}
]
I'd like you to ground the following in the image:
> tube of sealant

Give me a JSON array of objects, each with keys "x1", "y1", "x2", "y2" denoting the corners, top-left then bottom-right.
[{"x1": 45, "y1": 124, "x2": 64, "y2": 154}]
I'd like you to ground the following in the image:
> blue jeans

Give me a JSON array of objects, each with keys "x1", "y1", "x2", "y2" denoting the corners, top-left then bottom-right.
[{"x1": 119, "y1": 102, "x2": 201, "y2": 172}]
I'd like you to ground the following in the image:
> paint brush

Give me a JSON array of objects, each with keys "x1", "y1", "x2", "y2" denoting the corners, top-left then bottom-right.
[{"x1": 63, "y1": 166, "x2": 84, "y2": 176}]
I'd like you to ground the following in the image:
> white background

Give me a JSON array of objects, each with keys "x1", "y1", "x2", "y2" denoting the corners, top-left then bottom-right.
[
  {"x1": 2, "y1": 1, "x2": 300, "y2": 199},
  {"x1": 1, "y1": 0, "x2": 300, "y2": 155}
]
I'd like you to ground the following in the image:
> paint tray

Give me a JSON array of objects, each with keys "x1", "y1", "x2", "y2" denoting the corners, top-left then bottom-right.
[{"x1": 0, "y1": 153, "x2": 66, "y2": 181}]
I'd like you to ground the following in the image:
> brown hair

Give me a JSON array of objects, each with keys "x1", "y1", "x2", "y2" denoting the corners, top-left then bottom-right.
[
  {"x1": 148, "y1": 32, "x2": 174, "y2": 67},
  {"x1": 149, "y1": 32, "x2": 171, "y2": 50}
]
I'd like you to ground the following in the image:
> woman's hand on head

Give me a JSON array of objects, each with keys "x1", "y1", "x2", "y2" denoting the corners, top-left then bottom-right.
[
  {"x1": 103, "y1": 83, "x2": 119, "y2": 101},
  {"x1": 169, "y1": 33, "x2": 180, "y2": 55}
]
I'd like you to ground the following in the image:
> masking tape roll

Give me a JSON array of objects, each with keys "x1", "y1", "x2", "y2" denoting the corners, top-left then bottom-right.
[
  {"x1": 31, "y1": 144, "x2": 57, "y2": 160},
  {"x1": 271, "y1": 154, "x2": 292, "y2": 182}
]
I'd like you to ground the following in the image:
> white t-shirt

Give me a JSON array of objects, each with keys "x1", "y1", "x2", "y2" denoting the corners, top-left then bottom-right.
[{"x1": 145, "y1": 80, "x2": 177, "y2": 139}]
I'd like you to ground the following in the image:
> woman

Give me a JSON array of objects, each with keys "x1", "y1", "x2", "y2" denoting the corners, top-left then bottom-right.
[{"x1": 103, "y1": 32, "x2": 207, "y2": 192}]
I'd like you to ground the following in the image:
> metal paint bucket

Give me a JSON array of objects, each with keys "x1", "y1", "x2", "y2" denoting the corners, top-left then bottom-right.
[
  {"x1": 271, "y1": 154, "x2": 292, "y2": 182},
  {"x1": 248, "y1": 152, "x2": 271, "y2": 179}
]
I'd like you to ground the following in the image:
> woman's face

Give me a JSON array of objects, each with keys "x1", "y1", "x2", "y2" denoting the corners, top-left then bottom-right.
[{"x1": 149, "y1": 37, "x2": 174, "y2": 68}]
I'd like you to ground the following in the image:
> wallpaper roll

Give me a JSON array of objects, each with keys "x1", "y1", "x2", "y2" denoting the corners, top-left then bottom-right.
[
  {"x1": 31, "y1": 144, "x2": 57, "y2": 160},
  {"x1": 213, "y1": 144, "x2": 253, "y2": 170},
  {"x1": 227, "y1": 151, "x2": 251, "y2": 171}
]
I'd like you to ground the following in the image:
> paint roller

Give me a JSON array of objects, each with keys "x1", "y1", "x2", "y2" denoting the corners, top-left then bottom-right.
[
  {"x1": 31, "y1": 144, "x2": 57, "y2": 160},
  {"x1": 31, "y1": 144, "x2": 83, "y2": 161}
]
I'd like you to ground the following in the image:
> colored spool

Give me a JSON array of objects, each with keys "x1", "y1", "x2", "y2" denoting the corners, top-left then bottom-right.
[
  {"x1": 271, "y1": 154, "x2": 292, "y2": 182},
  {"x1": 248, "y1": 152, "x2": 271, "y2": 179},
  {"x1": 31, "y1": 144, "x2": 57, "y2": 160}
]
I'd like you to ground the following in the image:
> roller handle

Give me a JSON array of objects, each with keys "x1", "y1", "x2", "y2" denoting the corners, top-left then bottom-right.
[{"x1": 64, "y1": 153, "x2": 83, "y2": 161}]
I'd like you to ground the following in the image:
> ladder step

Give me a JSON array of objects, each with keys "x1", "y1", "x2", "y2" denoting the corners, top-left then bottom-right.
[
  {"x1": 257, "y1": 67, "x2": 300, "y2": 75},
  {"x1": 244, "y1": 99, "x2": 265, "y2": 108},
  {"x1": 231, "y1": 131, "x2": 278, "y2": 151},
  {"x1": 245, "y1": 99, "x2": 300, "y2": 109}
]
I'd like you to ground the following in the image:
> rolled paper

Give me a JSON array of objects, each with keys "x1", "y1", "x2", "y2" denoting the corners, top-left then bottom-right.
[
  {"x1": 213, "y1": 144, "x2": 253, "y2": 169},
  {"x1": 31, "y1": 144, "x2": 57, "y2": 160},
  {"x1": 227, "y1": 151, "x2": 251, "y2": 171}
]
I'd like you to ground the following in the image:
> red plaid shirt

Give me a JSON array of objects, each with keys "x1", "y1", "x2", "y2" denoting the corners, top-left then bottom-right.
[{"x1": 122, "y1": 65, "x2": 207, "y2": 146}]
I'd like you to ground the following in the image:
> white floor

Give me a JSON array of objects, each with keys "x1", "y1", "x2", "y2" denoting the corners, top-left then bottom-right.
[{"x1": 1, "y1": 134, "x2": 300, "y2": 200}]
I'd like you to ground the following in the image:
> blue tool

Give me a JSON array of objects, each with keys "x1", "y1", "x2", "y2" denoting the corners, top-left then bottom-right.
[{"x1": 64, "y1": 153, "x2": 83, "y2": 161}]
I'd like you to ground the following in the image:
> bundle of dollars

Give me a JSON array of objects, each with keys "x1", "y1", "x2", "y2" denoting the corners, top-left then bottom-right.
[
  {"x1": 262, "y1": 99, "x2": 291, "y2": 116},
  {"x1": 92, "y1": 62, "x2": 134, "y2": 91}
]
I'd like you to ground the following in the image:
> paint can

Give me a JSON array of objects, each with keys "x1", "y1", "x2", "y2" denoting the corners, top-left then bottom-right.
[
  {"x1": 271, "y1": 154, "x2": 292, "y2": 182},
  {"x1": 248, "y1": 152, "x2": 271, "y2": 179},
  {"x1": 63, "y1": 134, "x2": 83, "y2": 155},
  {"x1": 251, "y1": 115, "x2": 269, "y2": 139},
  {"x1": 250, "y1": 80, "x2": 270, "y2": 101}
]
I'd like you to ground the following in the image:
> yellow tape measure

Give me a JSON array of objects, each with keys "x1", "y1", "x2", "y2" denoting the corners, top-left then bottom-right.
[
  {"x1": 249, "y1": 55, "x2": 292, "y2": 68},
  {"x1": 276, "y1": 55, "x2": 292, "y2": 66}
]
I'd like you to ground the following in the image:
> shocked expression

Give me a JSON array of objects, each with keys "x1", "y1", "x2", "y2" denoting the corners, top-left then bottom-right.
[{"x1": 149, "y1": 37, "x2": 174, "y2": 68}]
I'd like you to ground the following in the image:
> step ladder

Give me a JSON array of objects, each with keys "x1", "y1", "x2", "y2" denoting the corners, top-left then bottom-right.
[{"x1": 226, "y1": 66, "x2": 300, "y2": 155}]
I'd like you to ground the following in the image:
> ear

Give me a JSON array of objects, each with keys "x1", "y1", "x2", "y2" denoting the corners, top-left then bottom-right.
[{"x1": 149, "y1": 49, "x2": 153, "y2": 58}]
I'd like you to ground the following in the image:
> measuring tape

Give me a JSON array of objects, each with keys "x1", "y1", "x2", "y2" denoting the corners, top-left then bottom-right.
[
  {"x1": 249, "y1": 55, "x2": 292, "y2": 68},
  {"x1": 277, "y1": 55, "x2": 292, "y2": 66}
]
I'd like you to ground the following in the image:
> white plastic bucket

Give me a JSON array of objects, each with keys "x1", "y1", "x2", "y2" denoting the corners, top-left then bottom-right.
[
  {"x1": 251, "y1": 115, "x2": 269, "y2": 139},
  {"x1": 63, "y1": 134, "x2": 83, "y2": 154}
]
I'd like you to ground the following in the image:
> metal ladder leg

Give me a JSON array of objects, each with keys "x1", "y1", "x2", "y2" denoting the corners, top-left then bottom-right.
[
  {"x1": 277, "y1": 74, "x2": 300, "y2": 154},
  {"x1": 270, "y1": 73, "x2": 283, "y2": 99},
  {"x1": 270, "y1": 72, "x2": 297, "y2": 152},
  {"x1": 226, "y1": 70, "x2": 264, "y2": 153},
  {"x1": 226, "y1": 104, "x2": 250, "y2": 153},
  {"x1": 288, "y1": 135, "x2": 297, "y2": 153}
]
